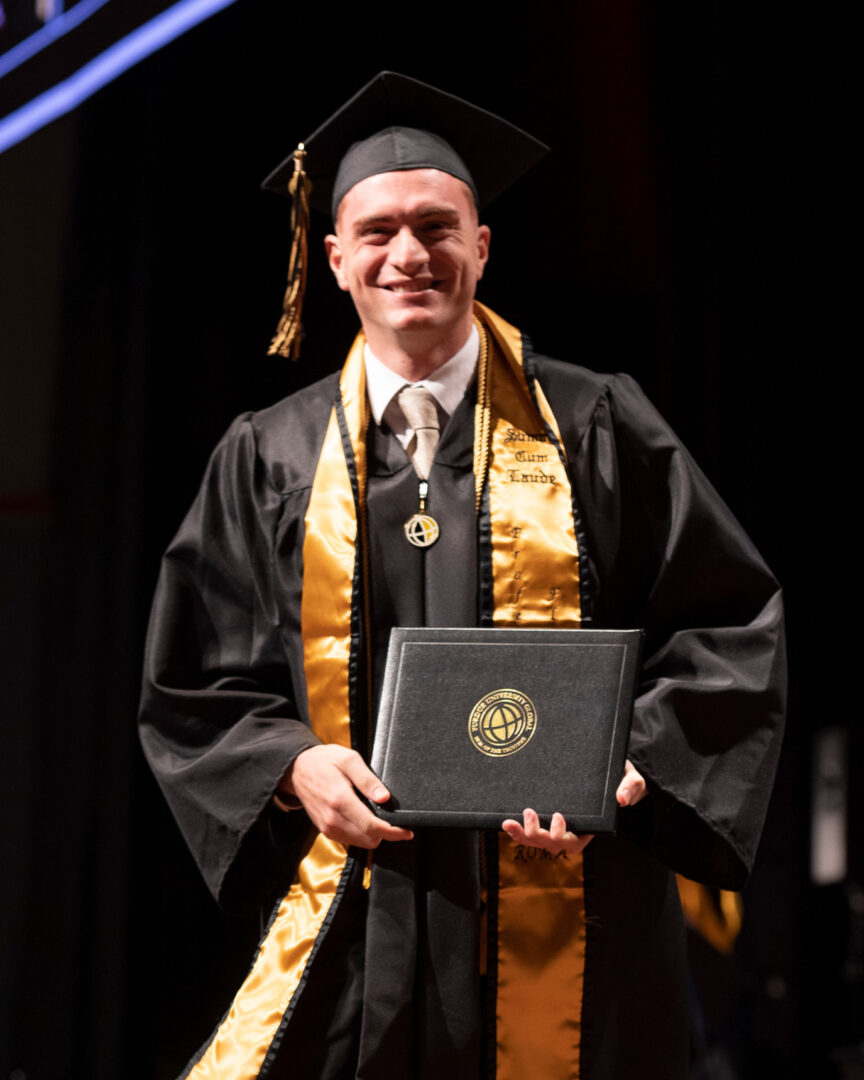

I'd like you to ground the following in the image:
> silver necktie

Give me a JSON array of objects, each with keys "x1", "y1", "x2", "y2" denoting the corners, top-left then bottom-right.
[{"x1": 397, "y1": 385, "x2": 441, "y2": 480}]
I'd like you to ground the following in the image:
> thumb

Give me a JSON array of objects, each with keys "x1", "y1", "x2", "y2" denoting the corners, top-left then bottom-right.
[{"x1": 342, "y1": 755, "x2": 390, "y2": 804}]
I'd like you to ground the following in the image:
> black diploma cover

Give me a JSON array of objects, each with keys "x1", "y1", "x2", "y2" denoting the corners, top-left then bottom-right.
[{"x1": 370, "y1": 627, "x2": 643, "y2": 833}]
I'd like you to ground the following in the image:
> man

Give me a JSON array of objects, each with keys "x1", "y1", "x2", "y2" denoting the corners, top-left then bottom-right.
[{"x1": 140, "y1": 73, "x2": 785, "y2": 1080}]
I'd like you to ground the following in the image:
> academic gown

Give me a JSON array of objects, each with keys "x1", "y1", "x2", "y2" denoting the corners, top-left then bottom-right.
[{"x1": 139, "y1": 347, "x2": 786, "y2": 1080}]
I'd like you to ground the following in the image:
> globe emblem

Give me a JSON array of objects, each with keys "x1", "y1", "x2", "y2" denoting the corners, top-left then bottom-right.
[
  {"x1": 481, "y1": 701, "x2": 527, "y2": 747},
  {"x1": 404, "y1": 513, "x2": 440, "y2": 548},
  {"x1": 469, "y1": 689, "x2": 537, "y2": 757}
]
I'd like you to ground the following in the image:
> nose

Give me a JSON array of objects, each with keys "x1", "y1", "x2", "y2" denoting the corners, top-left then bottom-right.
[{"x1": 389, "y1": 226, "x2": 428, "y2": 273}]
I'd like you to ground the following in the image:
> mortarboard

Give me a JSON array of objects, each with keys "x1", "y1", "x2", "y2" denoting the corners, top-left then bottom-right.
[{"x1": 263, "y1": 71, "x2": 549, "y2": 359}]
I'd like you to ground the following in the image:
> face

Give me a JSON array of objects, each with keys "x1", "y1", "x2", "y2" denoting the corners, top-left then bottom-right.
[{"x1": 325, "y1": 168, "x2": 490, "y2": 354}]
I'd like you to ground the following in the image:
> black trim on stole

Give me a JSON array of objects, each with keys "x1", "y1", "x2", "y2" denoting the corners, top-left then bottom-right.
[
  {"x1": 334, "y1": 392, "x2": 370, "y2": 757},
  {"x1": 257, "y1": 391, "x2": 368, "y2": 1075},
  {"x1": 477, "y1": 484, "x2": 494, "y2": 629},
  {"x1": 522, "y1": 341, "x2": 594, "y2": 625},
  {"x1": 259, "y1": 856, "x2": 359, "y2": 1076},
  {"x1": 177, "y1": 847, "x2": 359, "y2": 1079},
  {"x1": 258, "y1": 391, "x2": 369, "y2": 1077}
]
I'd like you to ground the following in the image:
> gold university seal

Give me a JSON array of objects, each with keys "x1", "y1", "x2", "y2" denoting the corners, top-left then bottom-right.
[{"x1": 469, "y1": 689, "x2": 537, "y2": 757}]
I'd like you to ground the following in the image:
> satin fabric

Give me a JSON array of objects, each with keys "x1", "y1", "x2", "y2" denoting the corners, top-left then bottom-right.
[
  {"x1": 185, "y1": 341, "x2": 371, "y2": 1077},
  {"x1": 481, "y1": 305, "x2": 583, "y2": 629},
  {"x1": 185, "y1": 833, "x2": 351, "y2": 1080},
  {"x1": 478, "y1": 306, "x2": 587, "y2": 1077}
]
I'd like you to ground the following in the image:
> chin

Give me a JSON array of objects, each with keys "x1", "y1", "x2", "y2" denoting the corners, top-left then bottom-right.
[{"x1": 387, "y1": 310, "x2": 448, "y2": 334}]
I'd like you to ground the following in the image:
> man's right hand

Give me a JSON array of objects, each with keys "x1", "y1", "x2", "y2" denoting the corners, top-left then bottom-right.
[{"x1": 280, "y1": 744, "x2": 414, "y2": 849}]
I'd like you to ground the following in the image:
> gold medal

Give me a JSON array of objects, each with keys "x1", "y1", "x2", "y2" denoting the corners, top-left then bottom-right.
[
  {"x1": 404, "y1": 479, "x2": 439, "y2": 547},
  {"x1": 404, "y1": 512, "x2": 440, "y2": 547}
]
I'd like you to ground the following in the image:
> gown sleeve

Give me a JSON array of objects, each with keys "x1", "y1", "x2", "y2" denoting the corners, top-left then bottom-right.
[
  {"x1": 583, "y1": 373, "x2": 787, "y2": 890},
  {"x1": 139, "y1": 415, "x2": 321, "y2": 908}
]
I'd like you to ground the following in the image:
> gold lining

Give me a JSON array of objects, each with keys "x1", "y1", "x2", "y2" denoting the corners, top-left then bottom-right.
[
  {"x1": 186, "y1": 338, "x2": 368, "y2": 1078},
  {"x1": 184, "y1": 834, "x2": 348, "y2": 1079},
  {"x1": 476, "y1": 303, "x2": 586, "y2": 1078},
  {"x1": 497, "y1": 846, "x2": 586, "y2": 1080},
  {"x1": 676, "y1": 875, "x2": 742, "y2": 956}
]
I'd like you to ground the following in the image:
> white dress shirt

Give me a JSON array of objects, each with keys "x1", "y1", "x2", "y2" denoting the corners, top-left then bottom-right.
[{"x1": 364, "y1": 325, "x2": 479, "y2": 448}]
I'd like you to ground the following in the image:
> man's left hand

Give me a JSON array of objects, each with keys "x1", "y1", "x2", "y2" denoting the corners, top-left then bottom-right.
[{"x1": 501, "y1": 759, "x2": 646, "y2": 855}]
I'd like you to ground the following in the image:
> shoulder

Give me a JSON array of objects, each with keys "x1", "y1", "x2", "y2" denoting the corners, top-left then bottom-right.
[
  {"x1": 527, "y1": 346, "x2": 659, "y2": 441},
  {"x1": 213, "y1": 371, "x2": 341, "y2": 496}
]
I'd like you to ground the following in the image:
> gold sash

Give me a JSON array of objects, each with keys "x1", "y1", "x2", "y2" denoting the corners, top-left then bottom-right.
[
  {"x1": 479, "y1": 305, "x2": 586, "y2": 1080},
  {"x1": 187, "y1": 305, "x2": 587, "y2": 1078}
]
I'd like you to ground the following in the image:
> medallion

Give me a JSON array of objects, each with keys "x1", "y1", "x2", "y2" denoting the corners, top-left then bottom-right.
[{"x1": 404, "y1": 513, "x2": 440, "y2": 548}]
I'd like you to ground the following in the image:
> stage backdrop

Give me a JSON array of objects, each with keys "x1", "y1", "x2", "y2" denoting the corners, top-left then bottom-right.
[{"x1": 0, "y1": 3, "x2": 854, "y2": 1078}]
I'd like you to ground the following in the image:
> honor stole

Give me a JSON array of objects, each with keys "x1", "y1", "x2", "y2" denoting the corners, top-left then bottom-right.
[{"x1": 185, "y1": 303, "x2": 587, "y2": 1079}]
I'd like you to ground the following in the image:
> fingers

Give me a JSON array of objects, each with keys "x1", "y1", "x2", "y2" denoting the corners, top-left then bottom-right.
[
  {"x1": 501, "y1": 808, "x2": 594, "y2": 855},
  {"x1": 339, "y1": 750, "x2": 391, "y2": 804},
  {"x1": 616, "y1": 759, "x2": 647, "y2": 807},
  {"x1": 287, "y1": 745, "x2": 413, "y2": 849}
]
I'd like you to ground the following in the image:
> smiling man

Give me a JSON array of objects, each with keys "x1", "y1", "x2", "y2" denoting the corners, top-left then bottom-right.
[{"x1": 140, "y1": 73, "x2": 786, "y2": 1080}]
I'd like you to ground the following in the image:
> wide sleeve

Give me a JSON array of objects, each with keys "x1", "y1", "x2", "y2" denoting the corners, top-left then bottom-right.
[
  {"x1": 139, "y1": 414, "x2": 322, "y2": 908},
  {"x1": 586, "y1": 374, "x2": 786, "y2": 889}
]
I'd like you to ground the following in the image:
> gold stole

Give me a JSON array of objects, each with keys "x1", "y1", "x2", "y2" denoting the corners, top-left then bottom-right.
[
  {"x1": 187, "y1": 304, "x2": 587, "y2": 1079},
  {"x1": 479, "y1": 304, "x2": 586, "y2": 1080}
]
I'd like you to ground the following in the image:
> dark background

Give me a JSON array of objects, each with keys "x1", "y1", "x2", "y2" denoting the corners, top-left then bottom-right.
[{"x1": 0, "y1": 3, "x2": 857, "y2": 1078}]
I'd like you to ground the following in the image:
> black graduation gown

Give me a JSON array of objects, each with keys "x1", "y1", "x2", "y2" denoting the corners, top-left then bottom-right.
[{"x1": 139, "y1": 348, "x2": 786, "y2": 1079}]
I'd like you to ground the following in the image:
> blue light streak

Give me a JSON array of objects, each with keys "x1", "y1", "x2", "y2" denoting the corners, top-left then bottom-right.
[
  {"x1": 0, "y1": 0, "x2": 111, "y2": 80},
  {"x1": 0, "y1": 0, "x2": 238, "y2": 156}
]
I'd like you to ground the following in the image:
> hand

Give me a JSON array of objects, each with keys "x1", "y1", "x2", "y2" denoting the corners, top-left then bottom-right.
[
  {"x1": 501, "y1": 808, "x2": 594, "y2": 856},
  {"x1": 616, "y1": 759, "x2": 647, "y2": 807},
  {"x1": 280, "y1": 744, "x2": 414, "y2": 849},
  {"x1": 500, "y1": 760, "x2": 647, "y2": 855}
]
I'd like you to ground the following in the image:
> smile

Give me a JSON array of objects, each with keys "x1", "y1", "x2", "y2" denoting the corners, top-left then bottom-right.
[{"x1": 384, "y1": 280, "x2": 438, "y2": 293}]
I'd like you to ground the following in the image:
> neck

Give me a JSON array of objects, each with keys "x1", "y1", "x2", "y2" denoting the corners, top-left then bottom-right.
[{"x1": 362, "y1": 318, "x2": 474, "y2": 381}]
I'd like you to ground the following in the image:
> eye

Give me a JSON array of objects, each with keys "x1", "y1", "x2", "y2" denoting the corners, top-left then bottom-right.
[
  {"x1": 421, "y1": 221, "x2": 452, "y2": 239},
  {"x1": 360, "y1": 224, "x2": 393, "y2": 242}
]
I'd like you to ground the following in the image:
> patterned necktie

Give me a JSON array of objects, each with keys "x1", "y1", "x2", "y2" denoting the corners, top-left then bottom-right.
[{"x1": 397, "y1": 385, "x2": 441, "y2": 480}]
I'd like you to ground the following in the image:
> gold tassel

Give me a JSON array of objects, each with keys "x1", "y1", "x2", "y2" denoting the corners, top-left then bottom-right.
[{"x1": 268, "y1": 144, "x2": 311, "y2": 360}]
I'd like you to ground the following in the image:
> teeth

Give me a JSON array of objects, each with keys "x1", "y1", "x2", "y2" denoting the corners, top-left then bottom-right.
[{"x1": 389, "y1": 283, "x2": 432, "y2": 293}]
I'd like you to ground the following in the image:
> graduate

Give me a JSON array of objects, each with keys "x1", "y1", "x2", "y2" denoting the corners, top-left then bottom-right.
[{"x1": 140, "y1": 72, "x2": 786, "y2": 1079}]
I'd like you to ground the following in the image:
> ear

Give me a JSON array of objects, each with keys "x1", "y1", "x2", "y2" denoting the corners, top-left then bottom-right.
[
  {"x1": 475, "y1": 224, "x2": 491, "y2": 281},
  {"x1": 324, "y1": 233, "x2": 349, "y2": 292}
]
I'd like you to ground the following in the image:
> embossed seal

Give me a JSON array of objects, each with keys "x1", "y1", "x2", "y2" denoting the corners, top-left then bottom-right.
[{"x1": 468, "y1": 689, "x2": 537, "y2": 757}]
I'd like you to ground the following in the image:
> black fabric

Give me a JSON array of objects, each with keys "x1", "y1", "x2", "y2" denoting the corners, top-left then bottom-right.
[
  {"x1": 332, "y1": 127, "x2": 477, "y2": 220},
  {"x1": 540, "y1": 359, "x2": 786, "y2": 888},
  {"x1": 139, "y1": 372, "x2": 340, "y2": 908},
  {"x1": 261, "y1": 70, "x2": 549, "y2": 215},
  {"x1": 139, "y1": 344, "x2": 785, "y2": 1079},
  {"x1": 359, "y1": 390, "x2": 483, "y2": 1078}
]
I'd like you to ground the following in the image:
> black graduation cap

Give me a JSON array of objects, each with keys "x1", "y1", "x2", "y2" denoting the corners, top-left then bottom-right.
[
  {"x1": 264, "y1": 71, "x2": 549, "y2": 359},
  {"x1": 262, "y1": 70, "x2": 549, "y2": 218}
]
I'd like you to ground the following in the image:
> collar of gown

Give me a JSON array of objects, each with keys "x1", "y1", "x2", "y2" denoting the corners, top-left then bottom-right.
[{"x1": 363, "y1": 325, "x2": 479, "y2": 446}]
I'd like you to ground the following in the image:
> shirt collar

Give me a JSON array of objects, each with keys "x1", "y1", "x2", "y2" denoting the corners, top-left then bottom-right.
[{"x1": 364, "y1": 324, "x2": 479, "y2": 428}]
